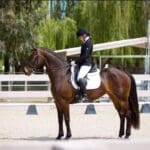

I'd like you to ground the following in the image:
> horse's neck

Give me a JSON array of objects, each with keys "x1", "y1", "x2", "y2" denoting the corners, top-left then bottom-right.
[{"x1": 43, "y1": 50, "x2": 69, "y2": 84}]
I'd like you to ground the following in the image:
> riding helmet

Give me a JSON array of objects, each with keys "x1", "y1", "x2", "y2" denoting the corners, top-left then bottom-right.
[{"x1": 76, "y1": 28, "x2": 90, "y2": 37}]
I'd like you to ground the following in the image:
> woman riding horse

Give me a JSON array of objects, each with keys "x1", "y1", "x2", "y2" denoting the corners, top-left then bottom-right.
[
  {"x1": 76, "y1": 29, "x2": 93, "y2": 102},
  {"x1": 21, "y1": 38, "x2": 140, "y2": 139}
]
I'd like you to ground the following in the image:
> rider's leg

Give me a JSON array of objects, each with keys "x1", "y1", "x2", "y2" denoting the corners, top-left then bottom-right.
[
  {"x1": 77, "y1": 65, "x2": 91, "y2": 102},
  {"x1": 78, "y1": 78, "x2": 88, "y2": 102},
  {"x1": 77, "y1": 65, "x2": 91, "y2": 80}
]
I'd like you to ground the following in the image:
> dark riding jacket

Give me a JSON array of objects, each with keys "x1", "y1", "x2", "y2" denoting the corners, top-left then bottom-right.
[{"x1": 76, "y1": 37, "x2": 93, "y2": 66}]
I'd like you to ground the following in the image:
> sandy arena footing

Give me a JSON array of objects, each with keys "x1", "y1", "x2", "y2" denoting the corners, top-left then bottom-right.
[{"x1": 0, "y1": 103, "x2": 149, "y2": 149}]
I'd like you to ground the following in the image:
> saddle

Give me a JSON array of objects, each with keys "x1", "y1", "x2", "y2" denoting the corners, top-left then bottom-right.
[{"x1": 70, "y1": 63, "x2": 101, "y2": 90}]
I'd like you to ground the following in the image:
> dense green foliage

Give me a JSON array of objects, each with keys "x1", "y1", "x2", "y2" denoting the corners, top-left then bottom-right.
[
  {"x1": 37, "y1": 17, "x2": 77, "y2": 50},
  {"x1": 0, "y1": 0, "x2": 46, "y2": 72},
  {"x1": 0, "y1": 0, "x2": 150, "y2": 73}
]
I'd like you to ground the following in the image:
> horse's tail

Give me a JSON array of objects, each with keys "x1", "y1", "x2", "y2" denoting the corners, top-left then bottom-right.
[{"x1": 127, "y1": 73, "x2": 140, "y2": 129}]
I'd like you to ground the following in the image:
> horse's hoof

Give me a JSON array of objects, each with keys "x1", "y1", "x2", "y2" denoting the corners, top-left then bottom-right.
[
  {"x1": 119, "y1": 133, "x2": 124, "y2": 138},
  {"x1": 82, "y1": 101, "x2": 89, "y2": 103},
  {"x1": 56, "y1": 137, "x2": 62, "y2": 140},
  {"x1": 124, "y1": 135, "x2": 130, "y2": 139},
  {"x1": 65, "y1": 134, "x2": 72, "y2": 140},
  {"x1": 124, "y1": 132, "x2": 130, "y2": 139},
  {"x1": 119, "y1": 135, "x2": 123, "y2": 138},
  {"x1": 56, "y1": 134, "x2": 64, "y2": 140}
]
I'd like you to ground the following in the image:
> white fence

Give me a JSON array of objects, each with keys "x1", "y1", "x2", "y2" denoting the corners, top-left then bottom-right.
[
  {"x1": 0, "y1": 74, "x2": 51, "y2": 99},
  {"x1": 0, "y1": 74, "x2": 150, "y2": 101}
]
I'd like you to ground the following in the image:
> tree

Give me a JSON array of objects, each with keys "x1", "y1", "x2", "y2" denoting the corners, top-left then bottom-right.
[
  {"x1": 37, "y1": 17, "x2": 77, "y2": 50},
  {"x1": 72, "y1": 0, "x2": 150, "y2": 72},
  {"x1": 0, "y1": 0, "x2": 150, "y2": 73},
  {"x1": 0, "y1": 0, "x2": 47, "y2": 72}
]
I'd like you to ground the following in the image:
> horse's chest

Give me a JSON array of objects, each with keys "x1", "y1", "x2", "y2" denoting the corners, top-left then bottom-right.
[{"x1": 51, "y1": 83, "x2": 73, "y2": 99}]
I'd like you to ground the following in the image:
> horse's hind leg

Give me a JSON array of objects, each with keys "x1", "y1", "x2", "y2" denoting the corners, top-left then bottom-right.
[
  {"x1": 119, "y1": 112, "x2": 125, "y2": 138},
  {"x1": 119, "y1": 101, "x2": 131, "y2": 139},
  {"x1": 125, "y1": 109, "x2": 131, "y2": 138},
  {"x1": 118, "y1": 100, "x2": 131, "y2": 138},
  {"x1": 108, "y1": 94, "x2": 130, "y2": 138}
]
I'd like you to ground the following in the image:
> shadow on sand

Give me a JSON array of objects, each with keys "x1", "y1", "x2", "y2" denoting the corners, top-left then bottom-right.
[{"x1": 0, "y1": 136, "x2": 120, "y2": 141}]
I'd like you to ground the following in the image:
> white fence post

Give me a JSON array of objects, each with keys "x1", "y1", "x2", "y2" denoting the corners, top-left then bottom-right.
[
  {"x1": 0, "y1": 82, "x2": 1, "y2": 91},
  {"x1": 99, "y1": 56, "x2": 101, "y2": 70},
  {"x1": 48, "y1": 82, "x2": 50, "y2": 91},
  {"x1": 147, "y1": 20, "x2": 150, "y2": 93},
  {"x1": 25, "y1": 81, "x2": 27, "y2": 91},
  {"x1": 145, "y1": 20, "x2": 150, "y2": 74},
  {"x1": 8, "y1": 81, "x2": 11, "y2": 91}
]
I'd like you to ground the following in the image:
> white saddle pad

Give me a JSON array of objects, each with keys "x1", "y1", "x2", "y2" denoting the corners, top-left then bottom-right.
[{"x1": 70, "y1": 64, "x2": 101, "y2": 90}]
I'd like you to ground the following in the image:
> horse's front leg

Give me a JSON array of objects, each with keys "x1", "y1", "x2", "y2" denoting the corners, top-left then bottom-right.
[
  {"x1": 64, "y1": 104, "x2": 72, "y2": 139},
  {"x1": 56, "y1": 104, "x2": 64, "y2": 140}
]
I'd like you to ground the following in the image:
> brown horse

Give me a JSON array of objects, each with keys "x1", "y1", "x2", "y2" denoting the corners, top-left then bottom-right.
[{"x1": 21, "y1": 47, "x2": 140, "y2": 139}]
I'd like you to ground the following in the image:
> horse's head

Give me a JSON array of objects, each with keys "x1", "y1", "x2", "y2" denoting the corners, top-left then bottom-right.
[{"x1": 21, "y1": 48, "x2": 45, "y2": 75}]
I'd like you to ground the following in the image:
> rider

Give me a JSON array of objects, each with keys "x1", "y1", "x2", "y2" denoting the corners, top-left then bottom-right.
[{"x1": 75, "y1": 28, "x2": 93, "y2": 102}]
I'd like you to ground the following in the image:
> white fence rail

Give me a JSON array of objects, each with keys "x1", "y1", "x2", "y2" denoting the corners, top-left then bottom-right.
[
  {"x1": 0, "y1": 74, "x2": 150, "y2": 100},
  {"x1": 0, "y1": 74, "x2": 51, "y2": 98},
  {"x1": 56, "y1": 37, "x2": 148, "y2": 56}
]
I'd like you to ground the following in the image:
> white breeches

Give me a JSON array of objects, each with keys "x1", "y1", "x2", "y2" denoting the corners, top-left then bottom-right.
[{"x1": 77, "y1": 65, "x2": 91, "y2": 81}]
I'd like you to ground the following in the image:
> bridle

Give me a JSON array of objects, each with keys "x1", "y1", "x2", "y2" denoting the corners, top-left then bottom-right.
[{"x1": 27, "y1": 54, "x2": 40, "y2": 71}]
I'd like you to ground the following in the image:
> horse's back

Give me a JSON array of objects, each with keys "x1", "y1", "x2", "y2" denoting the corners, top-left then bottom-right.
[
  {"x1": 100, "y1": 67, "x2": 130, "y2": 80},
  {"x1": 100, "y1": 67, "x2": 131, "y2": 96}
]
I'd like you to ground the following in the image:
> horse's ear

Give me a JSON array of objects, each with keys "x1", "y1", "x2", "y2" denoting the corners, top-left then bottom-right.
[
  {"x1": 31, "y1": 47, "x2": 38, "y2": 54},
  {"x1": 32, "y1": 43, "x2": 38, "y2": 52},
  {"x1": 32, "y1": 47, "x2": 37, "y2": 52}
]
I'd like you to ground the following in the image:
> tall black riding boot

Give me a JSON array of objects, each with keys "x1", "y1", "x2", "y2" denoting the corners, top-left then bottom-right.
[{"x1": 78, "y1": 78, "x2": 89, "y2": 103}]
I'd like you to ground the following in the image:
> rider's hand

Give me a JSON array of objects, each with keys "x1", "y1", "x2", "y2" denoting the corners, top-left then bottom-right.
[{"x1": 71, "y1": 61, "x2": 75, "y2": 65}]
